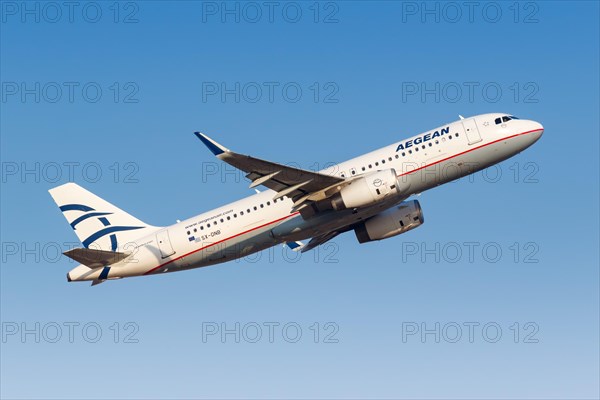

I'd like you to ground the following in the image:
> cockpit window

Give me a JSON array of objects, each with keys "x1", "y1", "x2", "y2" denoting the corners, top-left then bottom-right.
[{"x1": 495, "y1": 115, "x2": 520, "y2": 125}]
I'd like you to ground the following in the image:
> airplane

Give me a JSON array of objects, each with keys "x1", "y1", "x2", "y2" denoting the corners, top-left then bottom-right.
[{"x1": 49, "y1": 113, "x2": 543, "y2": 285}]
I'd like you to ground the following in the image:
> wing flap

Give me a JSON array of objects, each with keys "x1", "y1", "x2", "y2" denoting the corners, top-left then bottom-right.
[{"x1": 249, "y1": 171, "x2": 281, "y2": 188}]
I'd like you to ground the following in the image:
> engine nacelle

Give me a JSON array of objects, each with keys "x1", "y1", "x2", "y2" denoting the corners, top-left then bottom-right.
[
  {"x1": 331, "y1": 169, "x2": 405, "y2": 211},
  {"x1": 354, "y1": 200, "x2": 424, "y2": 243}
]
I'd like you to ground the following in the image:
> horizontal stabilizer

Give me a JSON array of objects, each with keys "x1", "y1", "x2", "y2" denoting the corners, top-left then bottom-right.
[{"x1": 64, "y1": 248, "x2": 130, "y2": 268}]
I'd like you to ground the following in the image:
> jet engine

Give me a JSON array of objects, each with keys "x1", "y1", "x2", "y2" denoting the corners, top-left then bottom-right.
[
  {"x1": 354, "y1": 200, "x2": 424, "y2": 243},
  {"x1": 331, "y1": 169, "x2": 406, "y2": 211}
]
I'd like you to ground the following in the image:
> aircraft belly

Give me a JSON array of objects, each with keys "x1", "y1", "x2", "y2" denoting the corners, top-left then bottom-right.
[{"x1": 175, "y1": 228, "x2": 279, "y2": 270}]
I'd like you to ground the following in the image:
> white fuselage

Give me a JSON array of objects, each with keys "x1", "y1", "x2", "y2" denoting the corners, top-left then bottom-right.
[{"x1": 67, "y1": 113, "x2": 543, "y2": 282}]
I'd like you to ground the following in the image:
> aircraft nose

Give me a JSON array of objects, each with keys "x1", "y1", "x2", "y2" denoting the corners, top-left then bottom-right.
[{"x1": 528, "y1": 120, "x2": 544, "y2": 142}]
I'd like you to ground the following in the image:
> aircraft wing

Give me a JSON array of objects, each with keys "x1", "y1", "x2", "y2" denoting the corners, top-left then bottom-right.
[
  {"x1": 195, "y1": 133, "x2": 345, "y2": 208},
  {"x1": 299, "y1": 221, "x2": 358, "y2": 253},
  {"x1": 300, "y1": 230, "x2": 342, "y2": 253}
]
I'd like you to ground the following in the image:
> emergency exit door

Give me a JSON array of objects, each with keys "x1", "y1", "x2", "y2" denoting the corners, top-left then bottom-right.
[
  {"x1": 156, "y1": 229, "x2": 176, "y2": 258},
  {"x1": 462, "y1": 118, "x2": 482, "y2": 145}
]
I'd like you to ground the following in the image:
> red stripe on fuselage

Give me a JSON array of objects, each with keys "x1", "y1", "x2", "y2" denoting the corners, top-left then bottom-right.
[
  {"x1": 398, "y1": 129, "x2": 543, "y2": 177},
  {"x1": 144, "y1": 212, "x2": 300, "y2": 275}
]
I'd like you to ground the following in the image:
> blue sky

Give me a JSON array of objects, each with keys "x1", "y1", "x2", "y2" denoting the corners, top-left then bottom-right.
[{"x1": 1, "y1": 1, "x2": 598, "y2": 399}]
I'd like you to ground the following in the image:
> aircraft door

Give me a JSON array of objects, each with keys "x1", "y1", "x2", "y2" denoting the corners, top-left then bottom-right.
[
  {"x1": 156, "y1": 229, "x2": 176, "y2": 258},
  {"x1": 462, "y1": 118, "x2": 482, "y2": 145}
]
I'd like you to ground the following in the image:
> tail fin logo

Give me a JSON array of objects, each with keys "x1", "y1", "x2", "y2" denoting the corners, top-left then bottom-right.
[{"x1": 59, "y1": 203, "x2": 144, "y2": 251}]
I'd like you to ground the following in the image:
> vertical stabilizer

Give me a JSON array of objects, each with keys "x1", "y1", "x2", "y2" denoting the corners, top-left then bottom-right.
[{"x1": 49, "y1": 183, "x2": 160, "y2": 251}]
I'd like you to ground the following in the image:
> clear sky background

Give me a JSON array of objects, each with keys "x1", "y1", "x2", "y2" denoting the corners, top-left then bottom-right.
[{"x1": 1, "y1": 1, "x2": 598, "y2": 399}]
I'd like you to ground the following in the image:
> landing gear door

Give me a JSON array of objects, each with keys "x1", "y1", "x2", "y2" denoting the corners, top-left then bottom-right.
[
  {"x1": 462, "y1": 118, "x2": 482, "y2": 145},
  {"x1": 156, "y1": 229, "x2": 176, "y2": 258}
]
